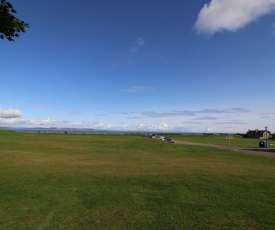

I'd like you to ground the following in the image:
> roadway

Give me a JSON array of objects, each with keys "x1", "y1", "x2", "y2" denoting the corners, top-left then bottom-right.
[{"x1": 173, "y1": 140, "x2": 275, "y2": 158}]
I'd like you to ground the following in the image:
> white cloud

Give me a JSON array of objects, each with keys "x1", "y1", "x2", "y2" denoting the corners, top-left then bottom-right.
[
  {"x1": 195, "y1": 0, "x2": 275, "y2": 35},
  {"x1": 0, "y1": 118, "x2": 23, "y2": 125},
  {"x1": 157, "y1": 122, "x2": 170, "y2": 130},
  {"x1": 133, "y1": 122, "x2": 172, "y2": 131},
  {"x1": 0, "y1": 108, "x2": 22, "y2": 118},
  {"x1": 0, "y1": 106, "x2": 272, "y2": 133},
  {"x1": 0, "y1": 118, "x2": 55, "y2": 127},
  {"x1": 29, "y1": 118, "x2": 56, "y2": 126},
  {"x1": 0, "y1": 117, "x2": 116, "y2": 130},
  {"x1": 91, "y1": 122, "x2": 114, "y2": 129}
]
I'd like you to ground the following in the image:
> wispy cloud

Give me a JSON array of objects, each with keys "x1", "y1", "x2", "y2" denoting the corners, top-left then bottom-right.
[
  {"x1": 127, "y1": 116, "x2": 143, "y2": 119},
  {"x1": 130, "y1": 37, "x2": 145, "y2": 54},
  {"x1": 195, "y1": 0, "x2": 275, "y2": 35},
  {"x1": 121, "y1": 86, "x2": 155, "y2": 93},
  {"x1": 0, "y1": 107, "x2": 22, "y2": 119},
  {"x1": 33, "y1": 104, "x2": 57, "y2": 110},
  {"x1": 214, "y1": 121, "x2": 246, "y2": 125},
  {"x1": 197, "y1": 108, "x2": 250, "y2": 114},
  {"x1": 272, "y1": 23, "x2": 275, "y2": 34},
  {"x1": 182, "y1": 121, "x2": 203, "y2": 125},
  {"x1": 260, "y1": 112, "x2": 275, "y2": 119},
  {"x1": 115, "y1": 110, "x2": 247, "y2": 120},
  {"x1": 224, "y1": 108, "x2": 250, "y2": 113},
  {"x1": 68, "y1": 111, "x2": 82, "y2": 115},
  {"x1": 112, "y1": 37, "x2": 145, "y2": 68},
  {"x1": 0, "y1": 105, "x2": 260, "y2": 133},
  {"x1": 193, "y1": 116, "x2": 217, "y2": 121},
  {"x1": 141, "y1": 108, "x2": 249, "y2": 118},
  {"x1": 113, "y1": 112, "x2": 139, "y2": 118},
  {"x1": 94, "y1": 114, "x2": 107, "y2": 116},
  {"x1": 261, "y1": 112, "x2": 275, "y2": 115},
  {"x1": 142, "y1": 111, "x2": 195, "y2": 118},
  {"x1": 70, "y1": 92, "x2": 80, "y2": 97},
  {"x1": 113, "y1": 112, "x2": 132, "y2": 115}
]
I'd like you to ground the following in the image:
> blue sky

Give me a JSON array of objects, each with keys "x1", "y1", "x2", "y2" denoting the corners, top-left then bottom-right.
[{"x1": 1, "y1": 0, "x2": 275, "y2": 133}]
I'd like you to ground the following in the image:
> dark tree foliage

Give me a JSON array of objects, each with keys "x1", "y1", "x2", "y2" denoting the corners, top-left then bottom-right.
[{"x1": 0, "y1": 0, "x2": 29, "y2": 41}]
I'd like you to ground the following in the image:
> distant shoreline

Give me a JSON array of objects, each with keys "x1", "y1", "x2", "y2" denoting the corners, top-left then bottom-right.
[{"x1": 3, "y1": 127, "x2": 238, "y2": 136}]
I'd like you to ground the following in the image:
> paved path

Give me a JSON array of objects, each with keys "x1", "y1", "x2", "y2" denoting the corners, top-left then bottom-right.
[{"x1": 174, "y1": 140, "x2": 275, "y2": 158}]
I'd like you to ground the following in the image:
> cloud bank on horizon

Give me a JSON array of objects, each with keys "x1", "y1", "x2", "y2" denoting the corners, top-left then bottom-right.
[
  {"x1": 195, "y1": 0, "x2": 275, "y2": 35},
  {"x1": 0, "y1": 106, "x2": 253, "y2": 133}
]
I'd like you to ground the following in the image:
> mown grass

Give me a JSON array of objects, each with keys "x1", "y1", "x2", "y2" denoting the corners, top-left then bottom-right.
[
  {"x1": 170, "y1": 134, "x2": 275, "y2": 148},
  {"x1": 0, "y1": 130, "x2": 274, "y2": 229}
]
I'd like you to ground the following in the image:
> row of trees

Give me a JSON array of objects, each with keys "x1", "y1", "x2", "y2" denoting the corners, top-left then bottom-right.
[{"x1": 0, "y1": 0, "x2": 29, "y2": 41}]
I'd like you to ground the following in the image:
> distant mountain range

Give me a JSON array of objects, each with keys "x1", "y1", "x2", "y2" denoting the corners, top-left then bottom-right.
[{"x1": 11, "y1": 127, "x2": 99, "y2": 133}]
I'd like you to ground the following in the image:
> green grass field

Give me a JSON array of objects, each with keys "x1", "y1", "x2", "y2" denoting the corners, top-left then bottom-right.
[
  {"x1": 0, "y1": 130, "x2": 274, "y2": 229},
  {"x1": 170, "y1": 134, "x2": 275, "y2": 148}
]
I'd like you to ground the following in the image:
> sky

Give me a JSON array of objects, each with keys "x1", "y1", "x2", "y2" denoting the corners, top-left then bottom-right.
[{"x1": 1, "y1": 0, "x2": 275, "y2": 133}]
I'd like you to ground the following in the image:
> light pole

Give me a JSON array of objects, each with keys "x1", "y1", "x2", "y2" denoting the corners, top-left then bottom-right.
[{"x1": 265, "y1": 126, "x2": 268, "y2": 148}]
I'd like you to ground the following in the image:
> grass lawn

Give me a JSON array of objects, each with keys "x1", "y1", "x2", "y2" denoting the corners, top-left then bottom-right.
[
  {"x1": 170, "y1": 134, "x2": 275, "y2": 148},
  {"x1": 0, "y1": 130, "x2": 274, "y2": 229}
]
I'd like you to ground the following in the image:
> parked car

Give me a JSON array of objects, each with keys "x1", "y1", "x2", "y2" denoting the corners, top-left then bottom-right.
[
  {"x1": 166, "y1": 138, "x2": 174, "y2": 143},
  {"x1": 157, "y1": 136, "x2": 165, "y2": 141}
]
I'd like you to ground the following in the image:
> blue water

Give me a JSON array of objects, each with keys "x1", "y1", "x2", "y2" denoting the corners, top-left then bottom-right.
[
  {"x1": 10, "y1": 127, "x2": 200, "y2": 135},
  {"x1": 11, "y1": 127, "x2": 135, "y2": 134}
]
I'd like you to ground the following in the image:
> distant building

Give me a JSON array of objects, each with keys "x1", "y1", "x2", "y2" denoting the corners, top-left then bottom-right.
[
  {"x1": 143, "y1": 134, "x2": 156, "y2": 139},
  {"x1": 245, "y1": 129, "x2": 271, "y2": 139}
]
